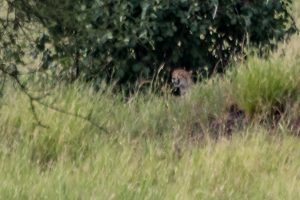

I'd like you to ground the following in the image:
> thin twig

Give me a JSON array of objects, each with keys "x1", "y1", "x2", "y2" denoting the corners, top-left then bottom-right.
[
  {"x1": 0, "y1": 66, "x2": 109, "y2": 133},
  {"x1": 213, "y1": 4, "x2": 218, "y2": 19},
  {"x1": 0, "y1": 74, "x2": 6, "y2": 92},
  {"x1": 36, "y1": 100, "x2": 108, "y2": 133},
  {"x1": 29, "y1": 99, "x2": 49, "y2": 128}
]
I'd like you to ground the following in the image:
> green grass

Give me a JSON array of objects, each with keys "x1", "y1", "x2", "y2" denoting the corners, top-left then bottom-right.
[
  {"x1": 1, "y1": 2, "x2": 300, "y2": 200},
  {"x1": 1, "y1": 58, "x2": 300, "y2": 199},
  {"x1": 231, "y1": 57, "x2": 300, "y2": 116},
  {"x1": 2, "y1": 128, "x2": 300, "y2": 200}
]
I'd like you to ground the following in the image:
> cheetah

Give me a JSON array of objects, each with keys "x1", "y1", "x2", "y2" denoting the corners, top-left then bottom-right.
[{"x1": 171, "y1": 68, "x2": 193, "y2": 96}]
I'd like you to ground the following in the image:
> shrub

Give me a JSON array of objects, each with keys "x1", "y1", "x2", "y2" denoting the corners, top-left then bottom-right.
[{"x1": 3, "y1": 0, "x2": 298, "y2": 86}]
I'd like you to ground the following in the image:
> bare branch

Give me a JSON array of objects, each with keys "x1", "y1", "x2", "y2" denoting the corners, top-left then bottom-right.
[
  {"x1": 29, "y1": 99, "x2": 49, "y2": 128},
  {"x1": 0, "y1": 66, "x2": 109, "y2": 133}
]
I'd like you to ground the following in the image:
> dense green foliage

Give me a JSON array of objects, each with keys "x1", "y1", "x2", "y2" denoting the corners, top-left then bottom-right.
[{"x1": 2, "y1": 0, "x2": 297, "y2": 85}]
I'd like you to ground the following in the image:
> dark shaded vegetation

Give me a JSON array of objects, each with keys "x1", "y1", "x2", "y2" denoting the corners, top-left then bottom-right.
[{"x1": 0, "y1": 0, "x2": 297, "y2": 89}]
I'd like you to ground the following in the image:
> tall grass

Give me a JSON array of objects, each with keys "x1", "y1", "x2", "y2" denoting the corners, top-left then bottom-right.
[
  {"x1": 231, "y1": 57, "x2": 299, "y2": 116},
  {"x1": 1, "y1": 56, "x2": 300, "y2": 198},
  {"x1": 2, "y1": 128, "x2": 300, "y2": 199}
]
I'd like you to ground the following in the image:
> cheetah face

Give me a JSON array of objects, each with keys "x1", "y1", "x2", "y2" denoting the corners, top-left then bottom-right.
[
  {"x1": 171, "y1": 77, "x2": 181, "y2": 88},
  {"x1": 171, "y1": 68, "x2": 193, "y2": 96}
]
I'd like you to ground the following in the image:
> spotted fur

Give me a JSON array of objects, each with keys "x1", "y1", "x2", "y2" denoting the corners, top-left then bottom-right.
[{"x1": 171, "y1": 69, "x2": 193, "y2": 96}]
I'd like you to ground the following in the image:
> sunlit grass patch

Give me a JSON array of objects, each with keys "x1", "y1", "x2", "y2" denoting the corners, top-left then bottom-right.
[
  {"x1": 231, "y1": 57, "x2": 300, "y2": 117},
  {"x1": 1, "y1": 129, "x2": 300, "y2": 199}
]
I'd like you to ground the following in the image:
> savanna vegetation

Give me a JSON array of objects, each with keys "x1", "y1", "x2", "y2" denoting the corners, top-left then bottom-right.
[{"x1": 1, "y1": 0, "x2": 300, "y2": 199}]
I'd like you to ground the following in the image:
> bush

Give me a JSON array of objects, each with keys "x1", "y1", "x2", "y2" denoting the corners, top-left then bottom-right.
[{"x1": 5, "y1": 0, "x2": 298, "y2": 86}]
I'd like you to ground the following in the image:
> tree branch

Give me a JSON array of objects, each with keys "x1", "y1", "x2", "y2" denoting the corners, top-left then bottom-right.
[{"x1": 0, "y1": 66, "x2": 109, "y2": 133}]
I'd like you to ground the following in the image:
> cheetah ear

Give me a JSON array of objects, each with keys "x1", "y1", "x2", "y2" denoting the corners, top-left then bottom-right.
[{"x1": 182, "y1": 67, "x2": 192, "y2": 74}]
